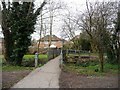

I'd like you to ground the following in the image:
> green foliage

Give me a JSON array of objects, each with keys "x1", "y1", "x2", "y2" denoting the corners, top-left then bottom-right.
[
  {"x1": 63, "y1": 63, "x2": 118, "y2": 76},
  {"x1": 23, "y1": 54, "x2": 48, "y2": 61},
  {"x1": 106, "y1": 49, "x2": 116, "y2": 64},
  {"x1": 2, "y1": 54, "x2": 48, "y2": 67},
  {"x1": 2, "y1": 65, "x2": 34, "y2": 72},
  {"x1": 63, "y1": 63, "x2": 103, "y2": 76},
  {"x1": 38, "y1": 63, "x2": 43, "y2": 67},
  {"x1": 77, "y1": 60, "x2": 99, "y2": 67},
  {"x1": 105, "y1": 28, "x2": 119, "y2": 64},
  {"x1": 79, "y1": 38, "x2": 91, "y2": 51},
  {"x1": 71, "y1": 32, "x2": 91, "y2": 51},
  {"x1": 23, "y1": 55, "x2": 34, "y2": 60},
  {"x1": 105, "y1": 6, "x2": 119, "y2": 64},
  {"x1": 104, "y1": 63, "x2": 118, "y2": 70},
  {"x1": 9, "y1": 2, "x2": 36, "y2": 65},
  {"x1": 0, "y1": 55, "x2": 3, "y2": 64},
  {"x1": 22, "y1": 54, "x2": 48, "y2": 67},
  {"x1": 2, "y1": 2, "x2": 46, "y2": 65},
  {"x1": 2, "y1": 55, "x2": 48, "y2": 70}
]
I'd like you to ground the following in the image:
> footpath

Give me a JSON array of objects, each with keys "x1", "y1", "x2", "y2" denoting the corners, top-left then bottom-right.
[{"x1": 12, "y1": 55, "x2": 61, "y2": 88}]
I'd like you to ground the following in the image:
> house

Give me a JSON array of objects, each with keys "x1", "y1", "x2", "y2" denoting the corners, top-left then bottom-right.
[{"x1": 38, "y1": 35, "x2": 66, "y2": 49}]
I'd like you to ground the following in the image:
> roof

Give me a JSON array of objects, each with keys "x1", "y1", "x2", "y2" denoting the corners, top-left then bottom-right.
[
  {"x1": 39, "y1": 35, "x2": 66, "y2": 42},
  {"x1": 55, "y1": 41, "x2": 62, "y2": 48}
]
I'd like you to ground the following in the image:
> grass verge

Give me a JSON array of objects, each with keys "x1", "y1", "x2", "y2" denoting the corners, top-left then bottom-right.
[
  {"x1": 63, "y1": 63, "x2": 118, "y2": 76},
  {"x1": 2, "y1": 65, "x2": 34, "y2": 72}
]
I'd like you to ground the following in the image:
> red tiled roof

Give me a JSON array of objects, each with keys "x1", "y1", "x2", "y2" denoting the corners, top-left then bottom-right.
[{"x1": 39, "y1": 35, "x2": 65, "y2": 41}]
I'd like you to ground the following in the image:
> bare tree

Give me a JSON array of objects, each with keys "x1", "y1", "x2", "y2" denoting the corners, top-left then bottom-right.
[
  {"x1": 36, "y1": 0, "x2": 65, "y2": 51},
  {"x1": 77, "y1": 0, "x2": 118, "y2": 72},
  {"x1": 60, "y1": 9, "x2": 81, "y2": 49},
  {"x1": 37, "y1": 9, "x2": 43, "y2": 53},
  {"x1": 0, "y1": 6, "x2": 1, "y2": 25}
]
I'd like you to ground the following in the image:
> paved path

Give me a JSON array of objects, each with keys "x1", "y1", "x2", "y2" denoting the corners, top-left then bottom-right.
[{"x1": 12, "y1": 55, "x2": 61, "y2": 88}]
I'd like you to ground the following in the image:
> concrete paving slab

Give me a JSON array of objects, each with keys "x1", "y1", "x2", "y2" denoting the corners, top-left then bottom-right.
[{"x1": 11, "y1": 55, "x2": 61, "y2": 88}]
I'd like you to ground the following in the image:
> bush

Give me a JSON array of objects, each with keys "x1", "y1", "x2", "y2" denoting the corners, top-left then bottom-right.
[
  {"x1": 22, "y1": 58, "x2": 35, "y2": 67},
  {"x1": 22, "y1": 58, "x2": 48, "y2": 67},
  {"x1": 22, "y1": 55, "x2": 48, "y2": 67}
]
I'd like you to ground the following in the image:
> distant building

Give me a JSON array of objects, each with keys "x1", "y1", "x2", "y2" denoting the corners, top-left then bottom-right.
[{"x1": 38, "y1": 35, "x2": 66, "y2": 49}]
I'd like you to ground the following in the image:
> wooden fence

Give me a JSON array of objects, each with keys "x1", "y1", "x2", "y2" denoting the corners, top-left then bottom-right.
[{"x1": 62, "y1": 49, "x2": 91, "y2": 63}]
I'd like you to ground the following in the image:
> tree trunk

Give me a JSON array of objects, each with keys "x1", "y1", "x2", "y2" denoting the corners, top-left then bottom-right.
[
  {"x1": 15, "y1": 57, "x2": 23, "y2": 66},
  {"x1": 2, "y1": 2, "x2": 13, "y2": 64},
  {"x1": 49, "y1": 13, "x2": 53, "y2": 47},
  {"x1": 3, "y1": 31, "x2": 10, "y2": 63},
  {"x1": 37, "y1": 9, "x2": 43, "y2": 53},
  {"x1": 2, "y1": 27, "x2": 12, "y2": 64},
  {"x1": 98, "y1": 47, "x2": 104, "y2": 72}
]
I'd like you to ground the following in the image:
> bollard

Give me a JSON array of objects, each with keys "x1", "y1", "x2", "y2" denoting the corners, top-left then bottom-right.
[
  {"x1": 35, "y1": 52, "x2": 38, "y2": 67},
  {"x1": 61, "y1": 49, "x2": 63, "y2": 63},
  {"x1": 60, "y1": 49, "x2": 63, "y2": 68},
  {"x1": 89, "y1": 50, "x2": 91, "y2": 61}
]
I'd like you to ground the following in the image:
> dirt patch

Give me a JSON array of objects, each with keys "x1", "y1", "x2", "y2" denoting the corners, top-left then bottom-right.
[
  {"x1": 59, "y1": 70, "x2": 118, "y2": 88},
  {"x1": 2, "y1": 70, "x2": 31, "y2": 89}
]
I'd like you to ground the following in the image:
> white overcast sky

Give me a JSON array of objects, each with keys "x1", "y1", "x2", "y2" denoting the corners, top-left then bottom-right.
[
  {"x1": 0, "y1": 0, "x2": 118, "y2": 40},
  {"x1": 32, "y1": 0, "x2": 93, "y2": 40},
  {"x1": 32, "y1": 0, "x2": 117, "y2": 40}
]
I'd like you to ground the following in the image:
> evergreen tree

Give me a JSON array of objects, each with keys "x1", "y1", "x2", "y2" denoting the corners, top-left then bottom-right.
[{"x1": 2, "y1": 1, "x2": 46, "y2": 65}]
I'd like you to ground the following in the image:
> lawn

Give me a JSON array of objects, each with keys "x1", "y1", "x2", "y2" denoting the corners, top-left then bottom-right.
[
  {"x1": 63, "y1": 63, "x2": 118, "y2": 76},
  {"x1": 2, "y1": 65, "x2": 34, "y2": 72}
]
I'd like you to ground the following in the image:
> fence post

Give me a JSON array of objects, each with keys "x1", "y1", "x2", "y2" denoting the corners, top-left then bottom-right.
[
  {"x1": 60, "y1": 48, "x2": 63, "y2": 67},
  {"x1": 89, "y1": 50, "x2": 91, "y2": 61},
  {"x1": 35, "y1": 52, "x2": 38, "y2": 67},
  {"x1": 47, "y1": 49, "x2": 49, "y2": 61},
  {"x1": 53, "y1": 48, "x2": 55, "y2": 59}
]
